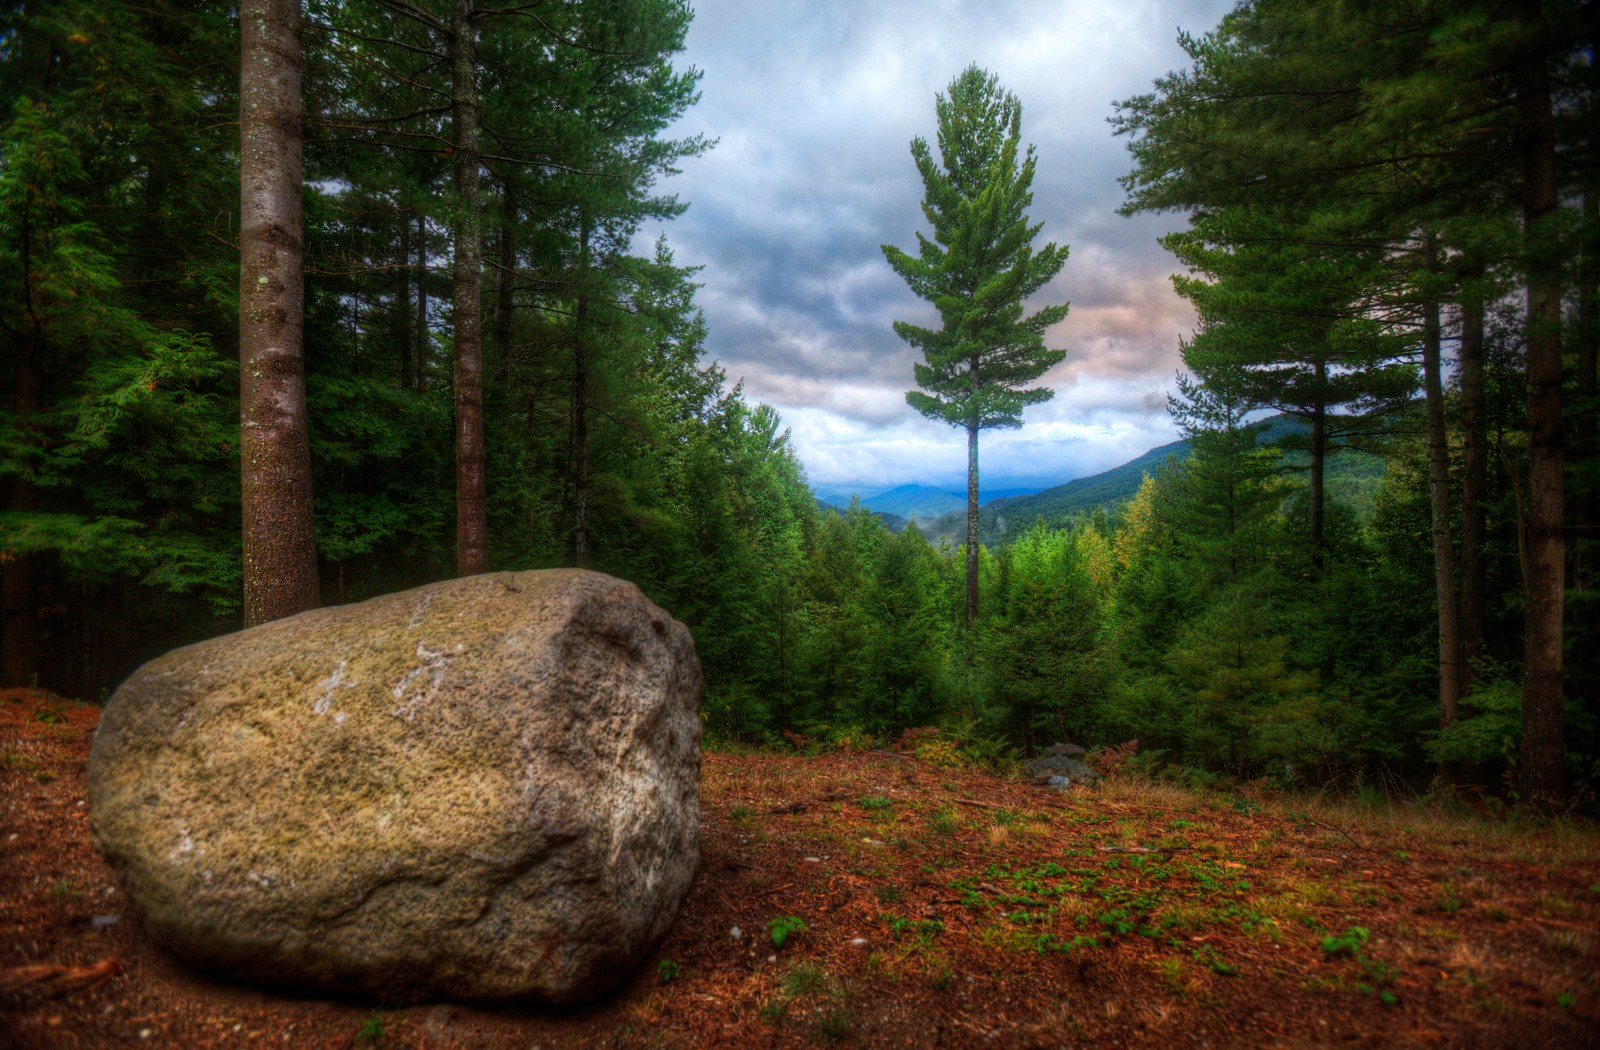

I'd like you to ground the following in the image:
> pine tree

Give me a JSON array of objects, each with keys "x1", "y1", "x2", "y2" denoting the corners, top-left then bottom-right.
[
  {"x1": 1166, "y1": 372, "x2": 1288, "y2": 588},
  {"x1": 862, "y1": 524, "x2": 943, "y2": 731},
  {"x1": 1163, "y1": 206, "x2": 1416, "y2": 561},
  {"x1": 1167, "y1": 579, "x2": 1318, "y2": 779},
  {"x1": 986, "y1": 522, "x2": 1109, "y2": 750},
  {"x1": 882, "y1": 65, "x2": 1069, "y2": 627}
]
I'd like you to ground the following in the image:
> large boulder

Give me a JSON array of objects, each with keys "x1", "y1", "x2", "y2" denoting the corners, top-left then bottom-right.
[{"x1": 89, "y1": 569, "x2": 702, "y2": 1005}]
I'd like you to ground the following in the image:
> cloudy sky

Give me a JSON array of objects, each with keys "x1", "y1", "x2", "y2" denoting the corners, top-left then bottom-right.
[{"x1": 633, "y1": 0, "x2": 1237, "y2": 494}]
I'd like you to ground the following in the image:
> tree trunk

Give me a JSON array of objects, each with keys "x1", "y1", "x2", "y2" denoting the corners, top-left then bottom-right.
[
  {"x1": 965, "y1": 415, "x2": 979, "y2": 629},
  {"x1": 775, "y1": 583, "x2": 788, "y2": 728},
  {"x1": 1, "y1": 495, "x2": 38, "y2": 687},
  {"x1": 1420, "y1": 236, "x2": 1461, "y2": 747},
  {"x1": 1570, "y1": 191, "x2": 1597, "y2": 733},
  {"x1": 239, "y1": 0, "x2": 319, "y2": 627},
  {"x1": 415, "y1": 209, "x2": 429, "y2": 390},
  {"x1": 2, "y1": 292, "x2": 40, "y2": 686},
  {"x1": 6, "y1": 27, "x2": 54, "y2": 684},
  {"x1": 1458, "y1": 277, "x2": 1488, "y2": 692},
  {"x1": 397, "y1": 206, "x2": 413, "y2": 391},
  {"x1": 1515, "y1": 23, "x2": 1565, "y2": 809},
  {"x1": 1579, "y1": 191, "x2": 1598, "y2": 493},
  {"x1": 572, "y1": 211, "x2": 591, "y2": 568},
  {"x1": 451, "y1": 0, "x2": 487, "y2": 577},
  {"x1": 494, "y1": 182, "x2": 515, "y2": 374},
  {"x1": 1309, "y1": 363, "x2": 1326, "y2": 569}
]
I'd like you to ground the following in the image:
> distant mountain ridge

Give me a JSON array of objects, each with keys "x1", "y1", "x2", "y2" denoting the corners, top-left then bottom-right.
[
  {"x1": 813, "y1": 483, "x2": 1041, "y2": 519},
  {"x1": 949, "y1": 415, "x2": 1386, "y2": 543},
  {"x1": 864, "y1": 485, "x2": 965, "y2": 520},
  {"x1": 983, "y1": 438, "x2": 1191, "y2": 524},
  {"x1": 816, "y1": 413, "x2": 1389, "y2": 541}
]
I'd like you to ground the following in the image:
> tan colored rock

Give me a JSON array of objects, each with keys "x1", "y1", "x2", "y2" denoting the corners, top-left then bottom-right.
[{"x1": 89, "y1": 570, "x2": 701, "y2": 1005}]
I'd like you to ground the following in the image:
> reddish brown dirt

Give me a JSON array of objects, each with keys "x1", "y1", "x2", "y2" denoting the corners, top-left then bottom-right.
[{"x1": 3, "y1": 688, "x2": 1598, "y2": 1048}]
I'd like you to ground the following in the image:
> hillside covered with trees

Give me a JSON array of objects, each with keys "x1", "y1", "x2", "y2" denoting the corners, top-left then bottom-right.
[{"x1": 1, "y1": 0, "x2": 1596, "y2": 812}]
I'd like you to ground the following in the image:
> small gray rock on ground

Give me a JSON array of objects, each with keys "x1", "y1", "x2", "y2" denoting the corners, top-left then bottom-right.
[{"x1": 1026, "y1": 753, "x2": 1101, "y2": 787}]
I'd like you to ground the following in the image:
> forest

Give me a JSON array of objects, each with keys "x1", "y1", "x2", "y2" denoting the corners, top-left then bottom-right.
[{"x1": 2, "y1": 0, "x2": 1597, "y2": 813}]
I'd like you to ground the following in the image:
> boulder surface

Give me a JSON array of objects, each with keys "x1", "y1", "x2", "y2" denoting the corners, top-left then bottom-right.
[{"x1": 89, "y1": 569, "x2": 702, "y2": 1005}]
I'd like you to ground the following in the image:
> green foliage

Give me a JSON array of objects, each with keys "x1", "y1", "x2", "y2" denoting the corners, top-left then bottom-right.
[
  {"x1": 1321, "y1": 926, "x2": 1369, "y2": 957},
  {"x1": 1165, "y1": 209, "x2": 1419, "y2": 467},
  {"x1": 1193, "y1": 943, "x2": 1239, "y2": 976},
  {"x1": 1167, "y1": 579, "x2": 1320, "y2": 779},
  {"x1": 2, "y1": 1, "x2": 245, "y2": 688},
  {"x1": 1320, "y1": 925, "x2": 1397, "y2": 1002},
  {"x1": 926, "y1": 717, "x2": 1021, "y2": 773},
  {"x1": 1424, "y1": 678, "x2": 1521, "y2": 765},
  {"x1": 767, "y1": 915, "x2": 808, "y2": 949},
  {"x1": 354, "y1": 1011, "x2": 387, "y2": 1047},
  {"x1": 974, "y1": 411, "x2": 1389, "y2": 545},
  {"x1": 885, "y1": 916, "x2": 944, "y2": 942},
  {"x1": 984, "y1": 522, "x2": 1110, "y2": 748}
]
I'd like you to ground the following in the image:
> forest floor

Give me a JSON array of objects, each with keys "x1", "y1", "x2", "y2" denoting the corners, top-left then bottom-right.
[{"x1": 3, "y1": 688, "x2": 1599, "y2": 1049}]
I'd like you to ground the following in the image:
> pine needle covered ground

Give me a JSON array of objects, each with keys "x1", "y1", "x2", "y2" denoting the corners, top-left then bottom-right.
[{"x1": 3, "y1": 689, "x2": 1597, "y2": 1048}]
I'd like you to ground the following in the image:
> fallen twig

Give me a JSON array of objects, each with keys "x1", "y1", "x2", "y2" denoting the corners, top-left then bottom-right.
[
  {"x1": 0, "y1": 958, "x2": 122, "y2": 1002},
  {"x1": 1316, "y1": 820, "x2": 1361, "y2": 848},
  {"x1": 1096, "y1": 845, "x2": 1192, "y2": 856}
]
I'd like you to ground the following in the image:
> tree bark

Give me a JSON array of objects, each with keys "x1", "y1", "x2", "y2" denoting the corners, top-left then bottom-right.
[
  {"x1": 1515, "y1": 21, "x2": 1565, "y2": 809},
  {"x1": 571, "y1": 212, "x2": 591, "y2": 568},
  {"x1": 1420, "y1": 236, "x2": 1461, "y2": 744},
  {"x1": 397, "y1": 205, "x2": 413, "y2": 391},
  {"x1": 451, "y1": 0, "x2": 487, "y2": 576},
  {"x1": 3, "y1": 25, "x2": 53, "y2": 687},
  {"x1": 415, "y1": 209, "x2": 429, "y2": 391},
  {"x1": 965, "y1": 414, "x2": 979, "y2": 629},
  {"x1": 1580, "y1": 191, "x2": 1598, "y2": 490},
  {"x1": 1458, "y1": 277, "x2": 1488, "y2": 692},
  {"x1": 239, "y1": 0, "x2": 319, "y2": 626},
  {"x1": 494, "y1": 181, "x2": 515, "y2": 373},
  {"x1": 2, "y1": 276, "x2": 40, "y2": 686},
  {"x1": 1570, "y1": 191, "x2": 1597, "y2": 728},
  {"x1": 1309, "y1": 362, "x2": 1326, "y2": 569}
]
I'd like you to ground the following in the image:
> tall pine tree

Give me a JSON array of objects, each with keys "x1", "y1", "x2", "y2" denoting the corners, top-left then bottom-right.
[{"x1": 882, "y1": 65, "x2": 1069, "y2": 627}]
